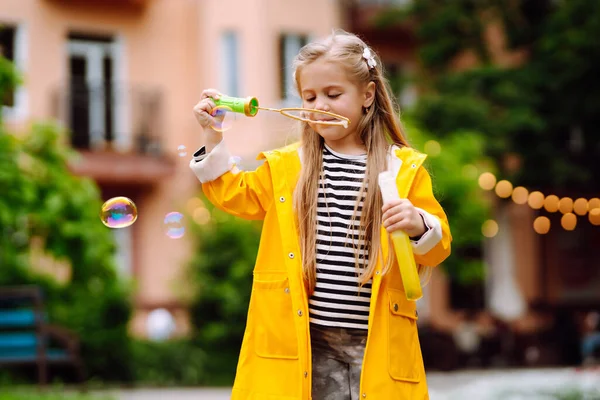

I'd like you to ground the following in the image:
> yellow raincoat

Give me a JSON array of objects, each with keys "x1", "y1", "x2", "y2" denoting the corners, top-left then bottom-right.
[{"x1": 190, "y1": 141, "x2": 452, "y2": 400}]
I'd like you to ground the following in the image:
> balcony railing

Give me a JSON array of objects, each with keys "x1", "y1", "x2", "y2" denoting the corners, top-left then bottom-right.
[
  {"x1": 44, "y1": 0, "x2": 150, "y2": 9},
  {"x1": 355, "y1": 0, "x2": 411, "y2": 5},
  {"x1": 52, "y1": 81, "x2": 164, "y2": 156}
]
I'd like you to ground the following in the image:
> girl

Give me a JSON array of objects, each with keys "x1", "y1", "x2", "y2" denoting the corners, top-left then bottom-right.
[{"x1": 191, "y1": 30, "x2": 451, "y2": 400}]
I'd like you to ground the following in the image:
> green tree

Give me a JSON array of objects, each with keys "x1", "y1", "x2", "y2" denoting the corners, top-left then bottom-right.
[
  {"x1": 381, "y1": 0, "x2": 600, "y2": 192},
  {"x1": 0, "y1": 55, "x2": 133, "y2": 381},
  {"x1": 404, "y1": 120, "x2": 492, "y2": 283}
]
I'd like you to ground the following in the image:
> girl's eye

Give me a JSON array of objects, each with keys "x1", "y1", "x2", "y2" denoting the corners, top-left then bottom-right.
[
  {"x1": 328, "y1": 93, "x2": 341, "y2": 98},
  {"x1": 305, "y1": 97, "x2": 315, "y2": 102}
]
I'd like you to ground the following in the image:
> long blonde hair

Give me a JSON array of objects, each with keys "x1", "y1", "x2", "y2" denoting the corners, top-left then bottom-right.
[{"x1": 293, "y1": 30, "x2": 412, "y2": 295}]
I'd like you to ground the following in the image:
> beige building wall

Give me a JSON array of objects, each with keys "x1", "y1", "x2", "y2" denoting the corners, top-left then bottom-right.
[{"x1": 1, "y1": 0, "x2": 342, "y2": 338}]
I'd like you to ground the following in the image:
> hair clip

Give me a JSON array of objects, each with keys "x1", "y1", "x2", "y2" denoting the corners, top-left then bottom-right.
[{"x1": 362, "y1": 47, "x2": 377, "y2": 70}]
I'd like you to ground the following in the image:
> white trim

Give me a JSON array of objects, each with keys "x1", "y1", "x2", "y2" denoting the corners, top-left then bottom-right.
[
  {"x1": 2, "y1": 22, "x2": 29, "y2": 122},
  {"x1": 112, "y1": 35, "x2": 130, "y2": 152},
  {"x1": 189, "y1": 140, "x2": 232, "y2": 183},
  {"x1": 112, "y1": 226, "x2": 133, "y2": 278},
  {"x1": 219, "y1": 31, "x2": 239, "y2": 97},
  {"x1": 411, "y1": 208, "x2": 443, "y2": 255}
]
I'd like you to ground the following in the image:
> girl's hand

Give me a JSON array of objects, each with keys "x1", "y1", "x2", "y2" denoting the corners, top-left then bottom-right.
[
  {"x1": 193, "y1": 88, "x2": 224, "y2": 129},
  {"x1": 382, "y1": 199, "x2": 426, "y2": 238},
  {"x1": 193, "y1": 89, "x2": 225, "y2": 150}
]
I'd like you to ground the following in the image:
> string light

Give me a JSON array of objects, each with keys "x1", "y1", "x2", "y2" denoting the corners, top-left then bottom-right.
[
  {"x1": 511, "y1": 186, "x2": 529, "y2": 204},
  {"x1": 482, "y1": 220, "x2": 499, "y2": 238},
  {"x1": 561, "y1": 213, "x2": 577, "y2": 231},
  {"x1": 573, "y1": 198, "x2": 588, "y2": 216},
  {"x1": 478, "y1": 171, "x2": 600, "y2": 234},
  {"x1": 533, "y1": 216, "x2": 551, "y2": 234}
]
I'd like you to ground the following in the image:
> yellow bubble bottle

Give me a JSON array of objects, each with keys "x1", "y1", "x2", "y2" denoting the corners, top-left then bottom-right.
[{"x1": 378, "y1": 171, "x2": 423, "y2": 301}]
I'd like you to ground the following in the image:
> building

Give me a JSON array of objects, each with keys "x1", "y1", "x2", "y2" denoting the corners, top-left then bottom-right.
[{"x1": 0, "y1": 0, "x2": 342, "y2": 338}]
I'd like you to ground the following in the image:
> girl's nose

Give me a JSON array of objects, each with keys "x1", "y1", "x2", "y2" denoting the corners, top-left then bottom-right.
[{"x1": 315, "y1": 98, "x2": 330, "y2": 111}]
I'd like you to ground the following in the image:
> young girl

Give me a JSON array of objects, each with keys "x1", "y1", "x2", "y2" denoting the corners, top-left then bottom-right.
[{"x1": 191, "y1": 30, "x2": 451, "y2": 400}]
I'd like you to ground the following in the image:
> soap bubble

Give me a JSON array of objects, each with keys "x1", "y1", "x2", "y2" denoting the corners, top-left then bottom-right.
[
  {"x1": 177, "y1": 145, "x2": 187, "y2": 157},
  {"x1": 100, "y1": 197, "x2": 138, "y2": 228},
  {"x1": 210, "y1": 105, "x2": 236, "y2": 132},
  {"x1": 164, "y1": 211, "x2": 185, "y2": 239}
]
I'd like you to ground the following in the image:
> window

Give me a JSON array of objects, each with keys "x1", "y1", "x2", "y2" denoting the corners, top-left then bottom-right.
[
  {"x1": 279, "y1": 34, "x2": 308, "y2": 102},
  {"x1": 113, "y1": 227, "x2": 133, "y2": 279},
  {"x1": 220, "y1": 32, "x2": 239, "y2": 97},
  {"x1": 0, "y1": 25, "x2": 15, "y2": 107},
  {"x1": 67, "y1": 33, "x2": 121, "y2": 150},
  {"x1": 1, "y1": 23, "x2": 27, "y2": 120}
]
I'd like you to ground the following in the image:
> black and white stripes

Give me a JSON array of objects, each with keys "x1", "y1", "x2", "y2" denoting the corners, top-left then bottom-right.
[{"x1": 309, "y1": 145, "x2": 371, "y2": 330}]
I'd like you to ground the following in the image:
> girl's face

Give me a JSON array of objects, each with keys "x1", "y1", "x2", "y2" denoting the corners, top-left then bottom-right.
[{"x1": 298, "y1": 58, "x2": 374, "y2": 154}]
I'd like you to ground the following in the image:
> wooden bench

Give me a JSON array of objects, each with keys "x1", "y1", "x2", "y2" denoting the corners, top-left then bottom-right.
[{"x1": 0, "y1": 285, "x2": 85, "y2": 385}]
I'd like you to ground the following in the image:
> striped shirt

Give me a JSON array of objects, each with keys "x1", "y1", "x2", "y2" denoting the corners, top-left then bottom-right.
[{"x1": 309, "y1": 145, "x2": 371, "y2": 330}]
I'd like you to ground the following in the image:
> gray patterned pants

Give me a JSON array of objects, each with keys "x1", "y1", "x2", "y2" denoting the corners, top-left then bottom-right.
[{"x1": 310, "y1": 324, "x2": 368, "y2": 400}]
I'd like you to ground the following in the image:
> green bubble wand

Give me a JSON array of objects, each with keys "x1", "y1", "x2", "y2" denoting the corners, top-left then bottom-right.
[{"x1": 212, "y1": 95, "x2": 350, "y2": 128}]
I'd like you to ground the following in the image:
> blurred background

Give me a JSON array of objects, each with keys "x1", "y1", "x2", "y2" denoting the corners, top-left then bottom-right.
[{"x1": 0, "y1": 0, "x2": 599, "y2": 399}]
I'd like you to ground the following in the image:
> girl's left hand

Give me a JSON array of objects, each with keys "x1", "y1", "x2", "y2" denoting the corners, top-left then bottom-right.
[{"x1": 382, "y1": 199, "x2": 426, "y2": 238}]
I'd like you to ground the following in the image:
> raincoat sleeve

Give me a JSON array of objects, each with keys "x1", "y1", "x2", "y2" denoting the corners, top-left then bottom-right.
[
  {"x1": 407, "y1": 166, "x2": 452, "y2": 267},
  {"x1": 189, "y1": 140, "x2": 273, "y2": 220}
]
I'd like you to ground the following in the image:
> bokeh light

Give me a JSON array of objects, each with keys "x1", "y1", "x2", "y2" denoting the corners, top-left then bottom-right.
[
  {"x1": 543, "y1": 195, "x2": 560, "y2": 212},
  {"x1": 533, "y1": 216, "x2": 550, "y2": 234},
  {"x1": 511, "y1": 186, "x2": 529, "y2": 204},
  {"x1": 560, "y1": 213, "x2": 577, "y2": 231},
  {"x1": 164, "y1": 212, "x2": 185, "y2": 239},
  {"x1": 495, "y1": 180, "x2": 513, "y2": 198},
  {"x1": 186, "y1": 197, "x2": 205, "y2": 214},
  {"x1": 192, "y1": 207, "x2": 211, "y2": 225},
  {"x1": 573, "y1": 198, "x2": 588, "y2": 216},
  {"x1": 589, "y1": 198, "x2": 600, "y2": 211},
  {"x1": 482, "y1": 219, "x2": 499, "y2": 238},
  {"x1": 527, "y1": 191, "x2": 545, "y2": 209},
  {"x1": 462, "y1": 164, "x2": 478, "y2": 180},
  {"x1": 177, "y1": 145, "x2": 187, "y2": 157},
  {"x1": 100, "y1": 197, "x2": 138, "y2": 228},
  {"x1": 424, "y1": 140, "x2": 441, "y2": 157},
  {"x1": 589, "y1": 208, "x2": 600, "y2": 226},
  {"x1": 478, "y1": 172, "x2": 497, "y2": 191},
  {"x1": 558, "y1": 197, "x2": 573, "y2": 214}
]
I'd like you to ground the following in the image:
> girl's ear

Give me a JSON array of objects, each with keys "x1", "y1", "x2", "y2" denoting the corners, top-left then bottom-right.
[{"x1": 363, "y1": 81, "x2": 376, "y2": 108}]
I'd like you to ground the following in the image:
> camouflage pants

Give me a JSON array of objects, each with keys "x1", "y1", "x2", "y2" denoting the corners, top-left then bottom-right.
[{"x1": 310, "y1": 324, "x2": 368, "y2": 400}]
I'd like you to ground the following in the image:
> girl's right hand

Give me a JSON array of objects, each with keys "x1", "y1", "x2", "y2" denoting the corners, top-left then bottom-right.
[{"x1": 193, "y1": 88, "x2": 227, "y2": 127}]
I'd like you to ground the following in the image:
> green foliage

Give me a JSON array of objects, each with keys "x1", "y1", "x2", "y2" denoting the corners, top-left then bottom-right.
[
  {"x1": 389, "y1": 0, "x2": 600, "y2": 193},
  {"x1": 405, "y1": 120, "x2": 492, "y2": 283},
  {"x1": 187, "y1": 199, "x2": 262, "y2": 385},
  {"x1": 130, "y1": 339, "x2": 207, "y2": 386},
  {"x1": 0, "y1": 54, "x2": 20, "y2": 121},
  {"x1": 0, "y1": 392, "x2": 114, "y2": 400},
  {"x1": 0, "y1": 55, "x2": 133, "y2": 382}
]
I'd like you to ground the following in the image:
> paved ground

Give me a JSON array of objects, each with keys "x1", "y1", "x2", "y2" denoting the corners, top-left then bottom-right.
[{"x1": 108, "y1": 367, "x2": 600, "y2": 400}]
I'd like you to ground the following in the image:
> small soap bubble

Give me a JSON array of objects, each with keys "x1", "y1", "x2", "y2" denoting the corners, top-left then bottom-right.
[
  {"x1": 211, "y1": 105, "x2": 235, "y2": 132},
  {"x1": 164, "y1": 211, "x2": 185, "y2": 239},
  {"x1": 100, "y1": 197, "x2": 138, "y2": 228},
  {"x1": 177, "y1": 145, "x2": 187, "y2": 157}
]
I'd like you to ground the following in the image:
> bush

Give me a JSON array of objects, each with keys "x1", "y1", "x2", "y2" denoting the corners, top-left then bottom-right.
[
  {"x1": 187, "y1": 197, "x2": 262, "y2": 385},
  {"x1": 0, "y1": 391, "x2": 114, "y2": 400},
  {"x1": 130, "y1": 339, "x2": 207, "y2": 386}
]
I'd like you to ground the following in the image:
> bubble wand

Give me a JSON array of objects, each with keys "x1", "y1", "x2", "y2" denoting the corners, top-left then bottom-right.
[
  {"x1": 212, "y1": 95, "x2": 350, "y2": 128},
  {"x1": 378, "y1": 171, "x2": 423, "y2": 301}
]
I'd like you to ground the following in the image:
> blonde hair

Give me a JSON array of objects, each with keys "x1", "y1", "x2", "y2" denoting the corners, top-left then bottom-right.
[{"x1": 292, "y1": 30, "x2": 415, "y2": 295}]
